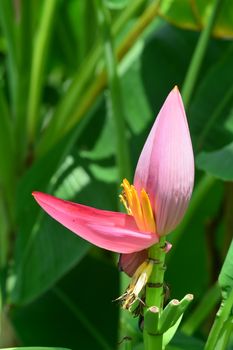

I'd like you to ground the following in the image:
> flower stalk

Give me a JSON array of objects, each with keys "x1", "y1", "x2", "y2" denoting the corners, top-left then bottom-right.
[
  {"x1": 143, "y1": 236, "x2": 166, "y2": 350},
  {"x1": 146, "y1": 237, "x2": 167, "y2": 308}
]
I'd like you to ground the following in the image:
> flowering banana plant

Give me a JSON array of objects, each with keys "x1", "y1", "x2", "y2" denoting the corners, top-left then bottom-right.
[{"x1": 33, "y1": 86, "x2": 194, "y2": 348}]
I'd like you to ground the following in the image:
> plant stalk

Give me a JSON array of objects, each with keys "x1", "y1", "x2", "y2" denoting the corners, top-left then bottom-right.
[{"x1": 143, "y1": 236, "x2": 167, "y2": 350}]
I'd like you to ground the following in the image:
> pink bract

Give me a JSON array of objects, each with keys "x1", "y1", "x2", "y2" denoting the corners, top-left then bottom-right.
[
  {"x1": 134, "y1": 87, "x2": 194, "y2": 235},
  {"x1": 32, "y1": 192, "x2": 158, "y2": 254}
]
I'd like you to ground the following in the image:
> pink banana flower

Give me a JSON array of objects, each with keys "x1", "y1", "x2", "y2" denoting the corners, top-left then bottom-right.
[{"x1": 33, "y1": 86, "x2": 194, "y2": 309}]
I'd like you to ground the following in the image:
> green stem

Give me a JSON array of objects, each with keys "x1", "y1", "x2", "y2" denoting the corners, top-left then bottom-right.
[
  {"x1": 205, "y1": 288, "x2": 233, "y2": 350},
  {"x1": 95, "y1": 0, "x2": 131, "y2": 181},
  {"x1": 145, "y1": 333, "x2": 163, "y2": 349},
  {"x1": 27, "y1": 0, "x2": 57, "y2": 142},
  {"x1": 182, "y1": 0, "x2": 222, "y2": 107},
  {"x1": 143, "y1": 236, "x2": 167, "y2": 350},
  {"x1": 124, "y1": 337, "x2": 132, "y2": 350}
]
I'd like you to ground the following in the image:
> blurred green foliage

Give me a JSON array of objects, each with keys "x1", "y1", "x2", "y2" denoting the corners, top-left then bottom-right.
[{"x1": 0, "y1": 0, "x2": 232, "y2": 349}]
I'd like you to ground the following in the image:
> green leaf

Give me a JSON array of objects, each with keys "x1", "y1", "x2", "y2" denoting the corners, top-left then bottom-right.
[
  {"x1": 188, "y1": 44, "x2": 233, "y2": 153},
  {"x1": 163, "y1": 316, "x2": 183, "y2": 348},
  {"x1": 0, "y1": 88, "x2": 14, "y2": 212},
  {"x1": 0, "y1": 0, "x2": 18, "y2": 109},
  {"x1": 205, "y1": 241, "x2": 233, "y2": 349},
  {"x1": 27, "y1": 0, "x2": 58, "y2": 141},
  {"x1": 12, "y1": 216, "x2": 90, "y2": 305},
  {"x1": 215, "y1": 316, "x2": 233, "y2": 350},
  {"x1": 104, "y1": 0, "x2": 129, "y2": 10},
  {"x1": 196, "y1": 142, "x2": 233, "y2": 181},
  {"x1": 12, "y1": 255, "x2": 118, "y2": 350},
  {"x1": 160, "y1": 0, "x2": 233, "y2": 38},
  {"x1": 168, "y1": 331, "x2": 204, "y2": 350},
  {"x1": 219, "y1": 239, "x2": 233, "y2": 302}
]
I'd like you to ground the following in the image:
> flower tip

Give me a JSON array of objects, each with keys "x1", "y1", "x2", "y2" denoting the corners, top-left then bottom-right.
[
  {"x1": 32, "y1": 191, "x2": 43, "y2": 199},
  {"x1": 32, "y1": 191, "x2": 46, "y2": 203},
  {"x1": 173, "y1": 85, "x2": 179, "y2": 92}
]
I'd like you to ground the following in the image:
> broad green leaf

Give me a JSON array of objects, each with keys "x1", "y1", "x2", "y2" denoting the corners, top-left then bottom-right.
[
  {"x1": 12, "y1": 255, "x2": 118, "y2": 350},
  {"x1": 120, "y1": 49, "x2": 152, "y2": 135},
  {"x1": 188, "y1": 44, "x2": 233, "y2": 153},
  {"x1": 80, "y1": 112, "x2": 116, "y2": 161},
  {"x1": 219, "y1": 239, "x2": 233, "y2": 302},
  {"x1": 159, "y1": 0, "x2": 233, "y2": 38},
  {"x1": 12, "y1": 109, "x2": 97, "y2": 304},
  {"x1": 168, "y1": 331, "x2": 204, "y2": 350},
  {"x1": 12, "y1": 216, "x2": 90, "y2": 305},
  {"x1": 196, "y1": 142, "x2": 233, "y2": 181}
]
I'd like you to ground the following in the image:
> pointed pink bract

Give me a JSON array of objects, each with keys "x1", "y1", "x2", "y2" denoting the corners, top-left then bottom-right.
[
  {"x1": 32, "y1": 192, "x2": 158, "y2": 254},
  {"x1": 134, "y1": 87, "x2": 194, "y2": 235}
]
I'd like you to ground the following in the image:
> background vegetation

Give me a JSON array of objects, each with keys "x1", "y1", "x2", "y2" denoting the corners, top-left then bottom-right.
[{"x1": 0, "y1": 0, "x2": 233, "y2": 349}]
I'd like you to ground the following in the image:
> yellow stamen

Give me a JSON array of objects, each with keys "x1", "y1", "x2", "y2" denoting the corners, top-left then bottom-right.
[
  {"x1": 122, "y1": 179, "x2": 133, "y2": 207},
  {"x1": 140, "y1": 189, "x2": 156, "y2": 232},
  {"x1": 120, "y1": 178, "x2": 156, "y2": 233},
  {"x1": 130, "y1": 186, "x2": 145, "y2": 231},
  {"x1": 119, "y1": 194, "x2": 131, "y2": 215}
]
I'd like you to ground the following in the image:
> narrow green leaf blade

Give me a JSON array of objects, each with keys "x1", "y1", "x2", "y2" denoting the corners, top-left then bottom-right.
[{"x1": 218, "y1": 239, "x2": 233, "y2": 302}]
